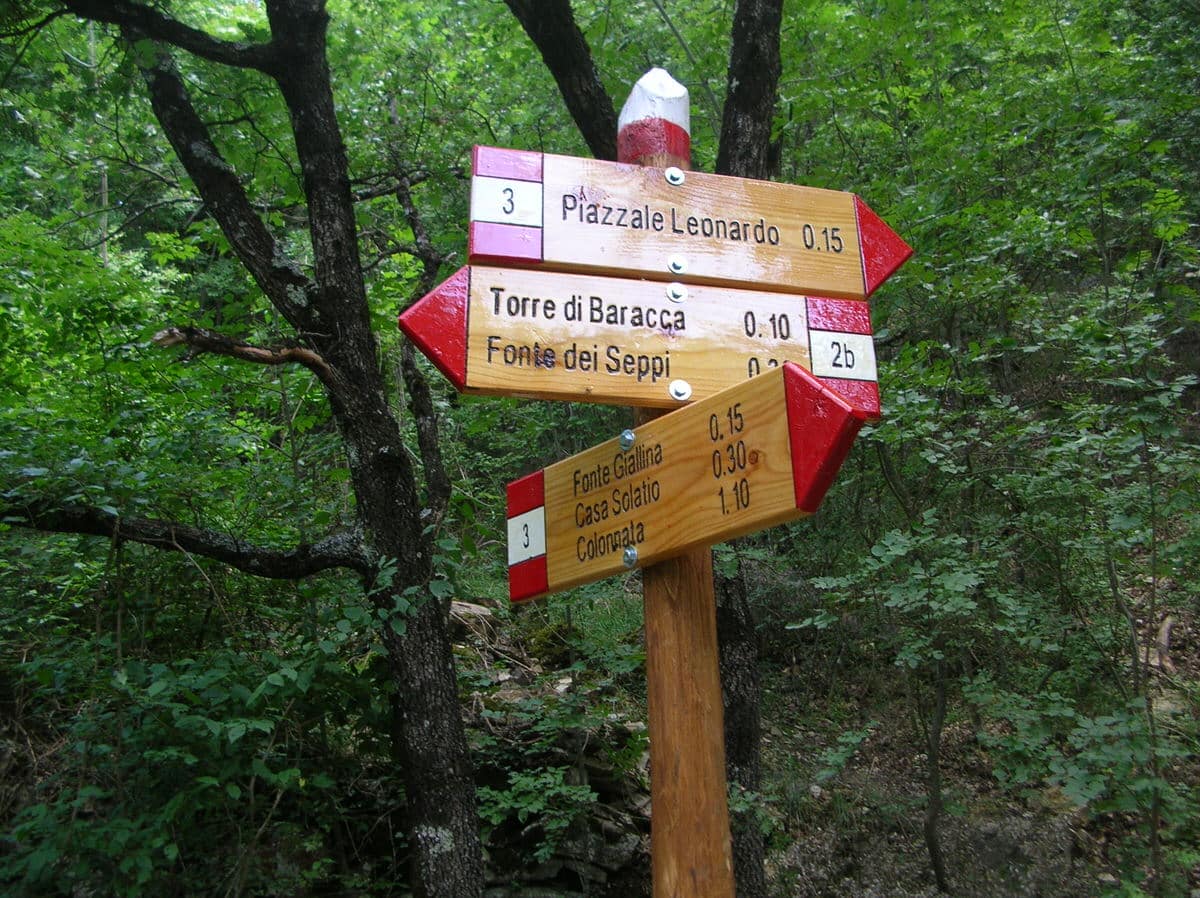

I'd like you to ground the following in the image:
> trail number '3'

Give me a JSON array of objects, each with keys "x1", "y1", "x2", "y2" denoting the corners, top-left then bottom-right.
[
  {"x1": 501, "y1": 187, "x2": 515, "y2": 215},
  {"x1": 522, "y1": 523, "x2": 530, "y2": 548}
]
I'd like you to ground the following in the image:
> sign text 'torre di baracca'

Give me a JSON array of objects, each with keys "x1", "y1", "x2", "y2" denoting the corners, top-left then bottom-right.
[
  {"x1": 506, "y1": 363, "x2": 868, "y2": 602},
  {"x1": 468, "y1": 146, "x2": 912, "y2": 301},
  {"x1": 398, "y1": 264, "x2": 881, "y2": 415}
]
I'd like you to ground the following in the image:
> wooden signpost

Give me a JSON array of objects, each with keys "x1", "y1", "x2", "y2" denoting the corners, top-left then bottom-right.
[
  {"x1": 397, "y1": 65, "x2": 910, "y2": 898},
  {"x1": 468, "y1": 147, "x2": 911, "y2": 301},
  {"x1": 398, "y1": 263, "x2": 881, "y2": 413},
  {"x1": 615, "y1": 71, "x2": 736, "y2": 898},
  {"x1": 505, "y1": 362, "x2": 868, "y2": 601}
]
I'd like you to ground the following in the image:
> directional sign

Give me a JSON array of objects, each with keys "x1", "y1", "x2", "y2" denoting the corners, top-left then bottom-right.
[
  {"x1": 399, "y1": 265, "x2": 881, "y2": 415},
  {"x1": 506, "y1": 362, "x2": 868, "y2": 602},
  {"x1": 469, "y1": 145, "x2": 912, "y2": 301}
]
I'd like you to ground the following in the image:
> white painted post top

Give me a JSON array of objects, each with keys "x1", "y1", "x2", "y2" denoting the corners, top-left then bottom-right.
[{"x1": 618, "y1": 67, "x2": 690, "y2": 134}]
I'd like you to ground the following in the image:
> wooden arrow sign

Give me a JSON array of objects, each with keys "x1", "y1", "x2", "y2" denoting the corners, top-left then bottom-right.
[
  {"x1": 398, "y1": 265, "x2": 881, "y2": 415},
  {"x1": 506, "y1": 362, "x2": 868, "y2": 602},
  {"x1": 469, "y1": 145, "x2": 911, "y2": 301}
]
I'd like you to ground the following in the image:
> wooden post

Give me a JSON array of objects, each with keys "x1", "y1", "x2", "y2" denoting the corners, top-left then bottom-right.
[{"x1": 619, "y1": 68, "x2": 736, "y2": 898}]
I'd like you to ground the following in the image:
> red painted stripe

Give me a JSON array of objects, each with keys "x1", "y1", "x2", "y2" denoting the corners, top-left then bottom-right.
[
  {"x1": 472, "y1": 145, "x2": 543, "y2": 182},
  {"x1": 507, "y1": 470, "x2": 545, "y2": 518},
  {"x1": 617, "y1": 117, "x2": 692, "y2": 166},
  {"x1": 468, "y1": 221, "x2": 543, "y2": 265},
  {"x1": 783, "y1": 363, "x2": 868, "y2": 514},
  {"x1": 397, "y1": 266, "x2": 470, "y2": 391},
  {"x1": 805, "y1": 297, "x2": 873, "y2": 335},
  {"x1": 509, "y1": 555, "x2": 549, "y2": 603},
  {"x1": 854, "y1": 195, "x2": 913, "y2": 298},
  {"x1": 818, "y1": 378, "x2": 880, "y2": 421}
]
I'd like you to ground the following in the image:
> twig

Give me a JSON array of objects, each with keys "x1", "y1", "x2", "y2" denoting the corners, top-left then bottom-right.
[{"x1": 153, "y1": 325, "x2": 333, "y2": 384}]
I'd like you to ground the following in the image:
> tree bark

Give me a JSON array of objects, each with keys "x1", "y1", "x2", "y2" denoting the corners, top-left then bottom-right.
[
  {"x1": 502, "y1": 0, "x2": 618, "y2": 161},
  {"x1": 1, "y1": 501, "x2": 368, "y2": 578},
  {"x1": 713, "y1": 5, "x2": 783, "y2": 895},
  {"x1": 922, "y1": 667, "x2": 951, "y2": 893},
  {"x1": 715, "y1": 558, "x2": 767, "y2": 898},
  {"x1": 715, "y1": 0, "x2": 784, "y2": 179}
]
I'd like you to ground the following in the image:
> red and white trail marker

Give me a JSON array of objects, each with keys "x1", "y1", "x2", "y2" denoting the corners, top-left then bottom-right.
[
  {"x1": 617, "y1": 66, "x2": 692, "y2": 166},
  {"x1": 468, "y1": 145, "x2": 910, "y2": 301},
  {"x1": 398, "y1": 264, "x2": 881, "y2": 414},
  {"x1": 505, "y1": 362, "x2": 868, "y2": 602}
]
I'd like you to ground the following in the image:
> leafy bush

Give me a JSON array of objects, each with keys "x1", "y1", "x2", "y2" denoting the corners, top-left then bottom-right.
[{"x1": 477, "y1": 766, "x2": 597, "y2": 865}]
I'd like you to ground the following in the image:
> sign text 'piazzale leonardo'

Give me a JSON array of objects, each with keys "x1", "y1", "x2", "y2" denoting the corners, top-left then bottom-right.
[{"x1": 468, "y1": 146, "x2": 912, "y2": 301}]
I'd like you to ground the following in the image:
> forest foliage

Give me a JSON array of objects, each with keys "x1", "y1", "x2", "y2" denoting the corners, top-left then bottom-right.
[{"x1": 1, "y1": 1, "x2": 1197, "y2": 896}]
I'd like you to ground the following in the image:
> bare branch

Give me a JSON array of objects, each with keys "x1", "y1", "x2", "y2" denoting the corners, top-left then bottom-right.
[
  {"x1": 400, "y1": 340, "x2": 451, "y2": 525},
  {"x1": 60, "y1": 0, "x2": 280, "y2": 72},
  {"x1": 353, "y1": 170, "x2": 429, "y2": 204},
  {"x1": 71, "y1": 197, "x2": 196, "y2": 250},
  {"x1": 393, "y1": 177, "x2": 446, "y2": 280},
  {"x1": 2, "y1": 10, "x2": 72, "y2": 90},
  {"x1": 502, "y1": 0, "x2": 618, "y2": 160},
  {"x1": 1, "y1": 8, "x2": 68, "y2": 40},
  {"x1": 388, "y1": 145, "x2": 451, "y2": 523},
  {"x1": 648, "y1": 0, "x2": 722, "y2": 128},
  {"x1": 3, "y1": 500, "x2": 370, "y2": 578},
  {"x1": 265, "y1": 11, "x2": 379, "y2": 361},
  {"x1": 153, "y1": 325, "x2": 334, "y2": 384},
  {"x1": 130, "y1": 39, "x2": 318, "y2": 331}
]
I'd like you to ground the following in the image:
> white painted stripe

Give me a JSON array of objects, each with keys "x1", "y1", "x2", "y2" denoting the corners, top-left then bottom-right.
[
  {"x1": 618, "y1": 67, "x2": 690, "y2": 134},
  {"x1": 470, "y1": 176, "x2": 543, "y2": 228},
  {"x1": 808, "y1": 331, "x2": 878, "y2": 382},
  {"x1": 507, "y1": 507, "x2": 546, "y2": 566}
]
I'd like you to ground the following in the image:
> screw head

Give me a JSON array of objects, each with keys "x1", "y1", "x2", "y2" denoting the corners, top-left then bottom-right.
[
  {"x1": 664, "y1": 166, "x2": 686, "y2": 186},
  {"x1": 666, "y1": 282, "x2": 687, "y2": 303},
  {"x1": 667, "y1": 255, "x2": 688, "y2": 275},
  {"x1": 622, "y1": 545, "x2": 639, "y2": 568},
  {"x1": 618, "y1": 428, "x2": 636, "y2": 450},
  {"x1": 668, "y1": 379, "x2": 693, "y2": 401}
]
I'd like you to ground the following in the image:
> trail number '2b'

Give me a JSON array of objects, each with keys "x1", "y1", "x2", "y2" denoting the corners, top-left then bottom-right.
[{"x1": 830, "y1": 340, "x2": 856, "y2": 370}]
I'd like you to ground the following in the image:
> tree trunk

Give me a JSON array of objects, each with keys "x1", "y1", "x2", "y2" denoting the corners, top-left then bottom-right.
[
  {"x1": 712, "y1": 3, "x2": 783, "y2": 894},
  {"x1": 381, "y1": 606, "x2": 483, "y2": 897},
  {"x1": 107, "y1": 3, "x2": 487, "y2": 894},
  {"x1": 716, "y1": 559, "x2": 767, "y2": 898},
  {"x1": 266, "y1": 22, "x2": 484, "y2": 895},
  {"x1": 922, "y1": 666, "x2": 950, "y2": 894}
]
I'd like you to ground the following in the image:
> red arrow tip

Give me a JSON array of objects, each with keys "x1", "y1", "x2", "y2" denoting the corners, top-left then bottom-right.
[
  {"x1": 397, "y1": 266, "x2": 470, "y2": 391},
  {"x1": 784, "y1": 363, "x2": 869, "y2": 513},
  {"x1": 855, "y1": 196, "x2": 913, "y2": 298}
]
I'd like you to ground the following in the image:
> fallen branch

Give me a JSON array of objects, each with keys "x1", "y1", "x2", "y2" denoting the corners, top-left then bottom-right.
[
  {"x1": 153, "y1": 325, "x2": 332, "y2": 383},
  {"x1": 4, "y1": 500, "x2": 369, "y2": 579}
]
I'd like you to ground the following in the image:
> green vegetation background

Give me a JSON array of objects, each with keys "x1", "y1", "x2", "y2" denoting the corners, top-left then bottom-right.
[{"x1": 1, "y1": 1, "x2": 1196, "y2": 896}]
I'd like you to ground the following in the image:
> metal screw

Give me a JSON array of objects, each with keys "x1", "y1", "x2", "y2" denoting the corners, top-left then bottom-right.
[
  {"x1": 618, "y1": 429, "x2": 636, "y2": 450},
  {"x1": 667, "y1": 255, "x2": 688, "y2": 275},
  {"x1": 666, "y1": 282, "x2": 687, "y2": 303},
  {"x1": 623, "y1": 545, "x2": 639, "y2": 568},
  {"x1": 668, "y1": 379, "x2": 693, "y2": 401},
  {"x1": 664, "y1": 166, "x2": 685, "y2": 186}
]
